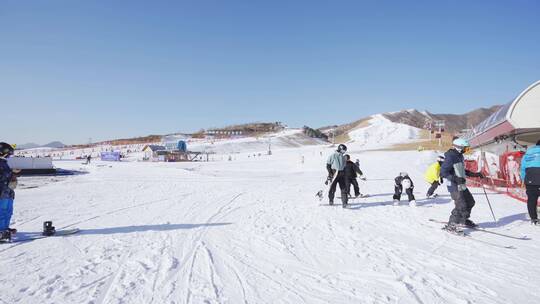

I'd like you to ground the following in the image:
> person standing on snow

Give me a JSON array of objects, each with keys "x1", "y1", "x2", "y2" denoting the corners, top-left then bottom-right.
[
  {"x1": 344, "y1": 154, "x2": 366, "y2": 198},
  {"x1": 0, "y1": 143, "x2": 17, "y2": 241},
  {"x1": 440, "y1": 138, "x2": 485, "y2": 231},
  {"x1": 326, "y1": 144, "x2": 349, "y2": 207},
  {"x1": 424, "y1": 155, "x2": 445, "y2": 198},
  {"x1": 506, "y1": 155, "x2": 521, "y2": 185},
  {"x1": 393, "y1": 172, "x2": 416, "y2": 206},
  {"x1": 521, "y1": 139, "x2": 540, "y2": 225}
]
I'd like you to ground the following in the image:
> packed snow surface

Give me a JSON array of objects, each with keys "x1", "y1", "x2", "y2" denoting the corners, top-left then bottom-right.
[{"x1": 2, "y1": 143, "x2": 539, "y2": 304}]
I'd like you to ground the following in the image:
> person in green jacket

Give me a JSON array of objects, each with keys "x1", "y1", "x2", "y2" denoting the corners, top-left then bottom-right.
[{"x1": 326, "y1": 144, "x2": 349, "y2": 207}]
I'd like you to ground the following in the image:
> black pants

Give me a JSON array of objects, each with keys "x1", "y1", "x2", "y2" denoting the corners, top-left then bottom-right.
[
  {"x1": 526, "y1": 185, "x2": 540, "y2": 221},
  {"x1": 427, "y1": 181, "x2": 440, "y2": 196},
  {"x1": 449, "y1": 188, "x2": 475, "y2": 224},
  {"x1": 348, "y1": 178, "x2": 359, "y2": 196},
  {"x1": 329, "y1": 171, "x2": 349, "y2": 205},
  {"x1": 393, "y1": 185, "x2": 415, "y2": 201}
]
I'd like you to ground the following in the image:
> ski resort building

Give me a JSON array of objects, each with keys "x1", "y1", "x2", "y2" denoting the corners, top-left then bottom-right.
[{"x1": 464, "y1": 80, "x2": 540, "y2": 202}]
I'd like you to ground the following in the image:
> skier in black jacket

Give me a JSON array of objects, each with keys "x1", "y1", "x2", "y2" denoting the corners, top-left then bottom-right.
[
  {"x1": 344, "y1": 155, "x2": 365, "y2": 198},
  {"x1": 440, "y1": 138, "x2": 485, "y2": 231},
  {"x1": 393, "y1": 172, "x2": 416, "y2": 206}
]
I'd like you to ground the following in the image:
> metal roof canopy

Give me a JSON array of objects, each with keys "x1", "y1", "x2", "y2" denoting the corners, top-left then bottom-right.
[{"x1": 466, "y1": 80, "x2": 540, "y2": 147}]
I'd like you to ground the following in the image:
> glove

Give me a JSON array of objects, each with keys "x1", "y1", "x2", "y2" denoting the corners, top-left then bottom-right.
[
  {"x1": 8, "y1": 177, "x2": 17, "y2": 190},
  {"x1": 325, "y1": 175, "x2": 333, "y2": 185},
  {"x1": 360, "y1": 176, "x2": 367, "y2": 181}
]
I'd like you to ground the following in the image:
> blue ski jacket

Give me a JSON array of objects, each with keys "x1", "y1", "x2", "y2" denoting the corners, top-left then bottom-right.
[
  {"x1": 0, "y1": 158, "x2": 14, "y2": 199},
  {"x1": 521, "y1": 145, "x2": 540, "y2": 186}
]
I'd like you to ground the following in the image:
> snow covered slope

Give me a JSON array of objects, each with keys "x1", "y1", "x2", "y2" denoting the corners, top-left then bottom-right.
[
  {"x1": 2, "y1": 146, "x2": 539, "y2": 304},
  {"x1": 188, "y1": 129, "x2": 326, "y2": 154},
  {"x1": 347, "y1": 114, "x2": 421, "y2": 150}
]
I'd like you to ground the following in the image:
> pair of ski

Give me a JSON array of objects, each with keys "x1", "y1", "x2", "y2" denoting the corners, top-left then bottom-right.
[{"x1": 429, "y1": 219, "x2": 530, "y2": 250}]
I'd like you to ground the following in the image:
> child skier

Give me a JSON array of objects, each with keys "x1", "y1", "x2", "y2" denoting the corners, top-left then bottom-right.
[
  {"x1": 344, "y1": 155, "x2": 366, "y2": 198},
  {"x1": 393, "y1": 172, "x2": 416, "y2": 206},
  {"x1": 424, "y1": 155, "x2": 445, "y2": 198},
  {"x1": 0, "y1": 142, "x2": 16, "y2": 241}
]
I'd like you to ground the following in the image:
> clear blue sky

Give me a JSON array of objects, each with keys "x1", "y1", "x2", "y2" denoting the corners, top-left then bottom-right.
[{"x1": 1, "y1": 0, "x2": 539, "y2": 145}]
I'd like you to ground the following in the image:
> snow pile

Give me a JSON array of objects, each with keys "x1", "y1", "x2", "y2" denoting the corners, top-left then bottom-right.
[{"x1": 347, "y1": 114, "x2": 421, "y2": 150}]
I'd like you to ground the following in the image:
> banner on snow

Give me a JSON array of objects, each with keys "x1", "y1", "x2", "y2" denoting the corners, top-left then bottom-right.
[{"x1": 101, "y1": 151, "x2": 121, "y2": 161}]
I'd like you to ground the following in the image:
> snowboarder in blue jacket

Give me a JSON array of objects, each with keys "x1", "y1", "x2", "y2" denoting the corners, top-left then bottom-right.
[
  {"x1": 0, "y1": 142, "x2": 16, "y2": 241},
  {"x1": 440, "y1": 138, "x2": 484, "y2": 231},
  {"x1": 521, "y1": 139, "x2": 540, "y2": 225}
]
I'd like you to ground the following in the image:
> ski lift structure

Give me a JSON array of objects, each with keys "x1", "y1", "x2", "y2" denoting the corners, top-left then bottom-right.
[
  {"x1": 424, "y1": 119, "x2": 445, "y2": 145},
  {"x1": 462, "y1": 80, "x2": 540, "y2": 203}
]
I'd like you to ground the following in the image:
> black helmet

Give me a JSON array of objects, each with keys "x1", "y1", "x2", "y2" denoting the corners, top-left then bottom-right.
[
  {"x1": 0, "y1": 142, "x2": 14, "y2": 157},
  {"x1": 337, "y1": 144, "x2": 347, "y2": 153}
]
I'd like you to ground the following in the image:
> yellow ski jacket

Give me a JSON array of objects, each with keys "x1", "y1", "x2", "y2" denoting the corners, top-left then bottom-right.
[{"x1": 424, "y1": 162, "x2": 441, "y2": 184}]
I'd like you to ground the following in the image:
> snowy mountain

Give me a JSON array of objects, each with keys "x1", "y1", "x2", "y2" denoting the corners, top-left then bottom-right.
[
  {"x1": 43, "y1": 141, "x2": 66, "y2": 148},
  {"x1": 16, "y1": 142, "x2": 40, "y2": 150},
  {"x1": 382, "y1": 105, "x2": 502, "y2": 132},
  {"x1": 17, "y1": 141, "x2": 65, "y2": 150},
  {"x1": 319, "y1": 105, "x2": 501, "y2": 148}
]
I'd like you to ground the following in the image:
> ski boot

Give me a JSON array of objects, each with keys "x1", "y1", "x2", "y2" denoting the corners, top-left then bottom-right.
[
  {"x1": 329, "y1": 200, "x2": 334, "y2": 206},
  {"x1": 43, "y1": 221, "x2": 56, "y2": 236},
  {"x1": 409, "y1": 200, "x2": 417, "y2": 207},
  {"x1": 442, "y1": 223, "x2": 464, "y2": 235},
  {"x1": 393, "y1": 199, "x2": 399, "y2": 206},
  {"x1": 531, "y1": 219, "x2": 539, "y2": 226},
  {"x1": 464, "y1": 219, "x2": 478, "y2": 228},
  {"x1": 0, "y1": 230, "x2": 12, "y2": 242}
]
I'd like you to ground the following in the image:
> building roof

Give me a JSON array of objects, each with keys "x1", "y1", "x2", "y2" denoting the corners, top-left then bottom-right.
[{"x1": 465, "y1": 80, "x2": 540, "y2": 147}]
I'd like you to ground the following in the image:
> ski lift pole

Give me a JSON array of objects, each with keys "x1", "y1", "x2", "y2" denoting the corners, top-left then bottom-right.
[
  {"x1": 479, "y1": 147, "x2": 497, "y2": 222},
  {"x1": 481, "y1": 179, "x2": 497, "y2": 223}
]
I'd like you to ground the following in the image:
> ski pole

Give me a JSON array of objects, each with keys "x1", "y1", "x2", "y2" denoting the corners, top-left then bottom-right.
[{"x1": 481, "y1": 182, "x2": 497, "y2": 222}]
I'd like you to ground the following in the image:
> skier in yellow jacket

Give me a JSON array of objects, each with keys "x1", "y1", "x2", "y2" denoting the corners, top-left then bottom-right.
[{"x1": 424, "y1": 155, "x2": 445, "y2": 198}]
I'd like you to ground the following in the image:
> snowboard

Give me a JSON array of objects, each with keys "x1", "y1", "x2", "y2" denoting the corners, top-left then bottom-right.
[{"x1": 2, "y1": 228, "x2": 81, "y2": 244}]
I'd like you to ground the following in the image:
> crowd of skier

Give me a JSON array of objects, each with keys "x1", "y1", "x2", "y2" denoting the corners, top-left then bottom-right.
[{"x1": 325, "y1": 138, "x2": 540, "y2": 232}]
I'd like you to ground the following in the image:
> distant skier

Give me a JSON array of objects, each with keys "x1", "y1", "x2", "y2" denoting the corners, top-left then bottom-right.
[
  {"x1": 506, "y1": 155, "x2": 521, "y2": 185},
  {"x1": 521, "y1": 139, "x2": 540, "y2": 225},
  {"x1": 326, "y1": 144, "x2": 349, "y2": 207},
  {"x1": 440, "y1": 138, "x2": 485, "y2": 231},
  {"x1": 344, "y1": 155, "x2": 366, "y2": 198},
  {"x1": 0, "y1": 142, "x2": 16, "y2": 241},
  {"x1": 424, "y1": 155, "x2": 445, "y2": 198},
  {"x1": 393, "y1": 172, "x2": 416, "y2": 206},
  {"x1": 86, "y1": 155, "x2": 92, "y2": 165}
]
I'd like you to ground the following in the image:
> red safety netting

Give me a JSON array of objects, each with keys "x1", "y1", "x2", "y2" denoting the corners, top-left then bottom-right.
[{"x1": 465, "y1": 151, "x2": 538, "y2": 205}]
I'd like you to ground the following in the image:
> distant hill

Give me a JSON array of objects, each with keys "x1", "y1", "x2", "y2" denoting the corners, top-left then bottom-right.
[
  {"x1": 17, "y1": 141, "x2": 66, "y2": 150},
  {"x1": 382, "y1": 106, "x2": 502, "y2": 133},
  {"x1": 320, "y1": 105, "x2": 502, "y2": 141},
  {"x1": 17, "y1": 143, "x2": 40, "y2": 150},
  {"x1": 43, "y1": 141, "x2": 66, "y2": 148}
]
